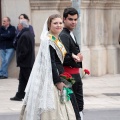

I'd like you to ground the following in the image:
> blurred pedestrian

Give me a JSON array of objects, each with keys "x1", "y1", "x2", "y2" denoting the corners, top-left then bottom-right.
[
  {"x1": 13, "y1": 14, "x2": 35, "y2": 49},
  {"x1": 10, "y1": 20, "x2": 35, "y2": 101},
  {"x1": 0, "y1": 17, "x2": 16, "y2": 79},
  {"x1": 18, "y1": 14, "x2": 35, "y2": 37}
]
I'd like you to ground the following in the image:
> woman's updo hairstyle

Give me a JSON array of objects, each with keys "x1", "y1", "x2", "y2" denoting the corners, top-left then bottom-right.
[{"x1": 47, "y1": 14, "x2": 61, "y2": 31}]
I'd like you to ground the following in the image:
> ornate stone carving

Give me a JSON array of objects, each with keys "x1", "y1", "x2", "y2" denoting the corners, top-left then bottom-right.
[
  {"x1": 30, "y1": 0, "x2": 71, "y2": 10},
  {"x1": 81, "y1": 0, "x2": 120, "y2": 9}
]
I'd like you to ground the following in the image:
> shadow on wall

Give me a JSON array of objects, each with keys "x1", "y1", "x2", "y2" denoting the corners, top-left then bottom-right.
[
  {"x1": 117, "y1": 24, "x2": 120, "y2": 73},
  {"x1": 117, "y1": 47, "x2": 120, "y2": 73}
]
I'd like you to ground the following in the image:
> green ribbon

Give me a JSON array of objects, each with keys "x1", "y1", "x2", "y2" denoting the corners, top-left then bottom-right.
[
  {"x1": 64, "y1": 87, "x2": 73, "y2": 101},
  {"x1": 52, "y1": 35, "x2": 56, "y2": 41}
]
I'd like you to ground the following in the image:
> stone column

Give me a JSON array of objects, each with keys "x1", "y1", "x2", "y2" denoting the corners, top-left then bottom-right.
[
  {"x1": 106, "y1": 7, "x2": 120, "y2": 74},
  {"x1": 81, "y1": 0, "x2": 120, "y2": 76},
  {"x1": 81, "y1": 7, "x2": 91, "y2": 73}
]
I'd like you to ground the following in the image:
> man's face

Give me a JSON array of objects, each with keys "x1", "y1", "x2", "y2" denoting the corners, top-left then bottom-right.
[
  {"x1": 17, "y1": 23, "x2": 23, "y2": 31},
  {"x1": 63, "y1": 14, "x2": 78, "y2": 31},
  {"x1": 2, "y1": 18, "x2": 10, "y2": 28}
]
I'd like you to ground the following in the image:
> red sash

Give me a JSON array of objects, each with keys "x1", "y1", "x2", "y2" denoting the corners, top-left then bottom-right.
[{"x1": 64, "y1": 66, "x2": 79, "y2": 74}]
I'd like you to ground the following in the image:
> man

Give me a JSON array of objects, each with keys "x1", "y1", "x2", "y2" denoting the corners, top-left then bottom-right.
[
  {"x1": 10, "y1": 20, "x2": 35, "y2": 101},
  {"x1": 13, "y1": 14, "x2": 35, "y2": 49},
  {"x1": 0, "y1": 17, "x2": 16, "y2": 79},
  {"x1": 59, "y1": 7, "x2": 84, "y2": 120}
]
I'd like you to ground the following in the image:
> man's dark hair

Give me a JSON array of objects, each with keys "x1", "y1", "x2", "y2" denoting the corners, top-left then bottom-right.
[
  {"x1": 63, "y1": 7, "x2": 79, "y2": 18},
  {"x1": 19, "y1": 14, "x2": 30, "y2": 21}
]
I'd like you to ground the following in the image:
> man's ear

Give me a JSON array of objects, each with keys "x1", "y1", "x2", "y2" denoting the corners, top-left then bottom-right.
[{"x1": 63, "y1": 17, "x2": 65, "y2": 23}]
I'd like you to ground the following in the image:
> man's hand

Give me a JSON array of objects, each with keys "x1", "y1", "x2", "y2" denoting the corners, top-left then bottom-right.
[
  {"x1": 77, "y1": 53, "x2": 83, "y2": 62},
  {"x1": 72, "y1": 53, "x2": 80, "y2": 62}
]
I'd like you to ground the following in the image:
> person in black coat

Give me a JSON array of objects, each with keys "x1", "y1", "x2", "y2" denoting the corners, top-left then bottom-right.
[
  {"x1": 59, "y1": 7, "x2": 84, "y2": 120},
  {"x1": 13, "y1": 14, "x2": 35, "y2": 50},
  {"x1": 10, "y1": 20, "x2": 35, "y2": 101}
]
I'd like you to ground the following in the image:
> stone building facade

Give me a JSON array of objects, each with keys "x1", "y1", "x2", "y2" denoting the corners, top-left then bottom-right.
[{"x1": 1, "y1": 0, "x2": 120, "y2": 77}]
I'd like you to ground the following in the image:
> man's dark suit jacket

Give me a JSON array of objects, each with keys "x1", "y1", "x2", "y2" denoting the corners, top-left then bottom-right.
[
  {"x1": 16, "y1": 28, "x2": 35, "y2": 68},
  {"x1": 59, "y1": 28, "x2": 82, "y2": 68}
]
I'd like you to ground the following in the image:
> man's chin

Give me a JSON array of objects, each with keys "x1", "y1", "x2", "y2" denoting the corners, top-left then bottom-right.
[
  {"x1": 71, "y1": 26, "x2": 76, "y2": 29},
  {"x1": 69, "y1": 27, "x2": 75, "y2": 31}
]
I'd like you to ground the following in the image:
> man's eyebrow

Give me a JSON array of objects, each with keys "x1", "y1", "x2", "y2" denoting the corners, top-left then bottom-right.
[
  {"x1": 68, "y1": 18, "x2": 77, "y2": 20},
  {"x1": 68, "y1": 18, "x2": 73, "y2": 20}
]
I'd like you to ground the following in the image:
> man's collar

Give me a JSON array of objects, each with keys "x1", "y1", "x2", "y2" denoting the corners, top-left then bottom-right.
[
  {"x1": 3, "y1": 25, "x2": 10, "y2": 30},
  {"x1": 63, "y1": 28, "x2": 71, "y2": 33}
]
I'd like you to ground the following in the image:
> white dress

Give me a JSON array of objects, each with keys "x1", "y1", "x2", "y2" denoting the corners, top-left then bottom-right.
[{"x1": 20, "y1": 86, "x2": 76, "y2": 120}]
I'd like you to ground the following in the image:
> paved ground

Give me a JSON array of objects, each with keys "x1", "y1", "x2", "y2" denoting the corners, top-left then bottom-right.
[
  {"x1": 0, "y1": 78, "x2": 22, "y2": 114},
  {"x1": 0, "y1": 74, "x2": 120, "y2": 120},
  {"x1": 83, "y1": 74, "x2": 120, "y2": 110},
  {"x1": 84, "y1": 108, "x2": 120, "y2": 120}
]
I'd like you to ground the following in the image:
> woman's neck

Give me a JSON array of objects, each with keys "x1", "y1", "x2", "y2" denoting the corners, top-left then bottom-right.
[{"x1": 49, "y1": 32, "x2": 58, "y2": 39}]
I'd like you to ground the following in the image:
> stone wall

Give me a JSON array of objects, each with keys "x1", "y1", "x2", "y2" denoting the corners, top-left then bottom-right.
[
  {"x1": 30, "y1": 0, "x2": 71, "y2": 44},
  {"x1": 29, "y1": 0, "x2": 120, "y2": 76},
  {"x1": 1, "y1": 0, "x2": 31, "y2": 26},
  {"x1": 1, "y1": 0, "x2": 120, "y2": 77},
  {"x1": 81, "y1": 0, "x2": 120, "y2": 76}
]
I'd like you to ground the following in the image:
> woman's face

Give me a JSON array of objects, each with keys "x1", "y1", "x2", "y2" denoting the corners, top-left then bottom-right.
[
  {"x1": 19, "y1": 15, "x2": 25, "y2": 20},
  {"x1": 19, "y1": 15, "x2": 28, "y2": 22},
  {"x1": 49, "y1": 18, "x2": 63, "y2": 35}
]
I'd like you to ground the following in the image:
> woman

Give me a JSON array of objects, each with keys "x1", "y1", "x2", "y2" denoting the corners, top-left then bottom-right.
[{"x1": 20, "y1": 14, "x2": 76, "y2": 120}]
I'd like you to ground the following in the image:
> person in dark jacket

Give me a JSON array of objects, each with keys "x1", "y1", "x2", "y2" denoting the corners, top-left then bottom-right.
[
  {"x1": 10, "y1": 20, "x2": 35, "y2": 101},
  {"x1": 18, "y1": 14, "x2": 35, "y2": 37},
  {"x1": 0, "y1": 17, "x2": 16, "y2": 79},
  {"x1": 59, "y1": 7, "x2": 84, "y2": 120},
  {"x1": 13, "y1": 14, "x2": 35, "y2": 49}
]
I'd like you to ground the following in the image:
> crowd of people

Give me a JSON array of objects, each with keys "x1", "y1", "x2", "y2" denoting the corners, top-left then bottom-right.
[{"x1": 0, "y1": 7, "x2": 84, "y2": 120}]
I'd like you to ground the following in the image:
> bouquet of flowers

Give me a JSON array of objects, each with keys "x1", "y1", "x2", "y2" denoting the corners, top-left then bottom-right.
[
  {"x1": 59, "y1": 72, "x2": 75, "y2": 88},
  {"x1": 59, "y1": 72, "x2": 75, "y2": 104}
]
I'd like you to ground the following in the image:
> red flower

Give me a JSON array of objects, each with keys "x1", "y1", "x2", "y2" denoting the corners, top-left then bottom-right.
[
  {"x1": 60, "y1": 72, "x2": 72, "y2": 79},
  {"x1": 60, "y1": 72, "x2": 75, "y2": 84},
  {"x1": 84, "y1": 69, "x2": 90, "y2": 75},
  {"x1": 82, "y1": 69, "x2": 90, "y2": 79}
]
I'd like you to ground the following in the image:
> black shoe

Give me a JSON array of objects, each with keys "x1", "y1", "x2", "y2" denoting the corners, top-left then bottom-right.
[
  {"x1": 0, "y1": 76, "x2": 8, "y2": 79},
  {"x1": 10, "y1": 96, "x2": 22, "y2": 101}
]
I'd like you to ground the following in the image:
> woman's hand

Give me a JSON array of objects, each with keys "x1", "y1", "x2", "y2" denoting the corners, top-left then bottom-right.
[{"x1": 55, "y1": 82, "x2": 66, "y2": 91}]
